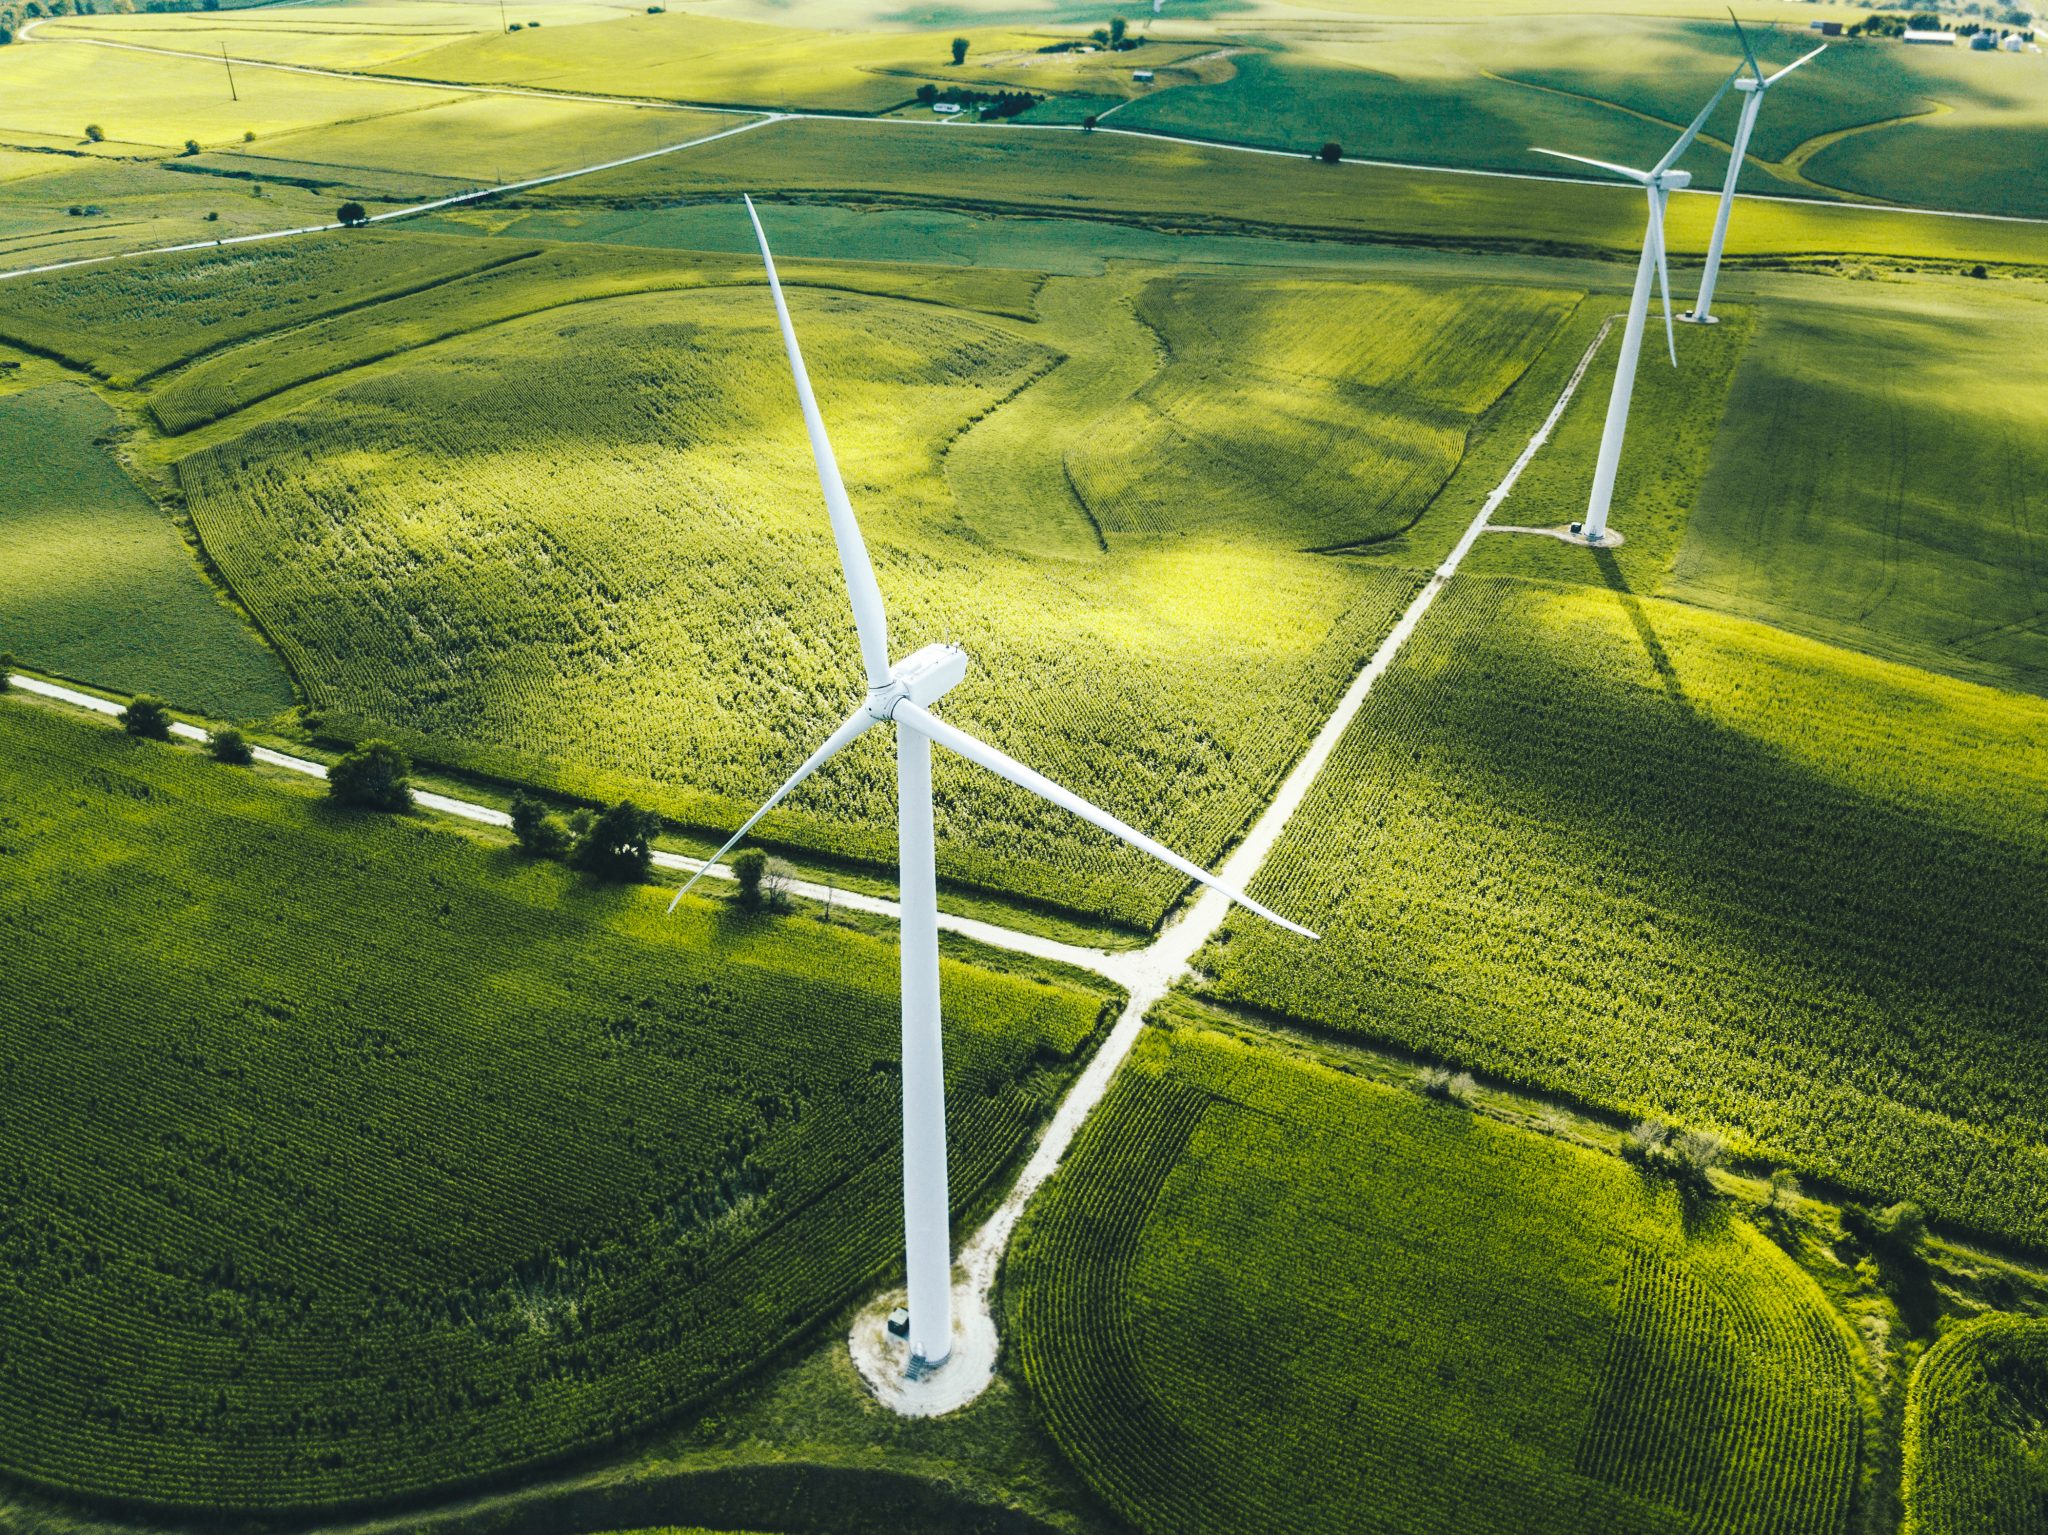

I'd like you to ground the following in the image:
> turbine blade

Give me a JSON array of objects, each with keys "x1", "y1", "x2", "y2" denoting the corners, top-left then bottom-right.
[
  {"x1": 667, "y1": 702, "x2": 875, "y2": 911},
  {"x1": 1650, "y1": 189, "x2": 1678, "y2": 366},
  {"x1": 1729, "y1": 6, "x2": 1762, "y2": 80},
  {"x1": 743, "y1": 195, "x2": 894, "y2": 692},
  {"x1": 895, "y1": 699, "x2": 1319, "y2": 941},
  {"x1": 1765, "y1": 44, "x2": 1825, "y2": 86},
  {"x1": 1654, "y1": 67, "x2": 1740, "y2": 175},
  {"x1": 1531, "y1": 147, "x2": 1650, "y2": 183}
]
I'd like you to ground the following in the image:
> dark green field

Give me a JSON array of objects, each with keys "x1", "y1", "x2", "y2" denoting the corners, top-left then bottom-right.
[
  {"x1": 1007, "y1": 1015, "x2": 1860, "y2": 1535},
  {"x1": 0, "y1": 698, "x2": 1113, "y2": 1509}
]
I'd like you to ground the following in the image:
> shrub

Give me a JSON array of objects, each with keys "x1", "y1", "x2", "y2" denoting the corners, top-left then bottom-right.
[
  {"x1": 182, "y1": 138, "x2": 200, "y2": 156},
  {"x1": 569, "y1": 800, "x2": 660, "y2": 882},
  {"x1": 1413, "y1": 1066, "x2": 1474, "y2": 1104},
  {"x1": 509, "y1": 790, "x2": 571, "y2": 859},
  {"x1": 209, "y1": 727, "x2": 253, "y2": 765},
  {"x1": 120, "y1": 695, "x2": 171, "y2": 740},
  {"x1": 242, "y1": 129, "x2": 255, "y2": 142},
  {"x1": 0, "y1": 651, "x2": 12, "y2": 691},
  {"x1": 951, "y1": 35, "x2": 968, "y2": 64},
  {"x1": 732, "y1": 847, "x2": 768, "y2": 908},
  {"x1": 1759, "y1": 1168, "x2": 1801, "y2": 1224},
  {"x1": 763, "y1": 857, "x2": 795, "y2": 911},
  {"x1": 917, "y1": 82, "x2": 937, "y2": 102},
  {"x1": 204, "y1": 210, "x2": 218, "y2": 221},
  {"x1": 327, "y1": 739, "x2": 411, "y2": 811},
  {"x1": 84, "y1": 124, "x2": 104, "y2": 143},
  {"x1": 336, "y1": 201, "x2": 368, "y2": 227},
  {"x1": 1319, "y1": 141, "x2": 1342, "y2": 164},
  {"x1": 1082, "y1": 113, "x2": 1098, "y2": 131}
]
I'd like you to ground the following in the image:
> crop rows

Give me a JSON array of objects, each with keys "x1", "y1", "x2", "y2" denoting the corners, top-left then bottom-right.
[
  {"x1": 167, "y1": 273, "x2": 1494, "y2": 928},
  {"x1": 1005, "y1": 1015, "x2": 1859, "y2": 1534},
  {"x1": 0, "y1": 703, "x2": 1113, "y2": 1508},
  {"x1": 1577, "y1": 1239, "x2": 1857, "y2": 1534},
  {"x1": 157, "y1": 267, "x2": 1576, "y2": 926},
  {"x1": 1902, "y1": 1317, "x2": 2048, "y2": 1535},
  {"x1": 1067, "y1": 278, "x2": 1579, "y2": 548},
  {"x1": 1212, "y1": 576, "x2": 2048, "y2": 1246}
]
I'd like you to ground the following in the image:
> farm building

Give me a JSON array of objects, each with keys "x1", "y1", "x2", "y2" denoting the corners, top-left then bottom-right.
[
  {"x1": 932, "y1": 102, "x2": 962, "y2": 114},
  {"x1": 1809, "y1": 19, "x2": 1842, "y2": 34},
  {"x1": 1971, "y1": 30, "x2": 1996, "y2": 49},
  {"x1": 2003, "y1": 32, "x2": 2025, "y2": 49},
  {"x1": 1132, "y1": 68, "x2": 1154, "y2": 81},
  {"x1": 1903, "y1": 28, "x2": 1957, "y2": 44}
]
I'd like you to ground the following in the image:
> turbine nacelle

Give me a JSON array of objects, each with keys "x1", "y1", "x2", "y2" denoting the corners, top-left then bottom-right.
[
  {"x1": 1653, "y1": 169, "x2": 1693, "y2": 191},
  {"x1": 870, "y1": 642, "x2": 969, "y2": 722}
]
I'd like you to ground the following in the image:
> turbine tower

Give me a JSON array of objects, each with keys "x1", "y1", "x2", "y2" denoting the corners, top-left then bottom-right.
[
  {"x1": 671, "y1": 197, "x2": 1316, "y2": 1373},
  {"x1": 1533, "y1": 69, "x2": 1737, "y2": 545},
  {"x1": 1684, "y1": 16, "x2": 1824, "y2": 326}
]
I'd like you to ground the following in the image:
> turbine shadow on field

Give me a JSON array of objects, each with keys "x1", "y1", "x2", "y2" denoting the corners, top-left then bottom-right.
[{"x1": 1591, "y1": 546, "x2": 1684, "y2": 707}]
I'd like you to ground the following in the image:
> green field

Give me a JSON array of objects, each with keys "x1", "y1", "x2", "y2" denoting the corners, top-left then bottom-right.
[
  {"x1": 1207, "y1": 576, "x2": 2048, "y2": 1247},
  {"x1": 1006, "y1": 1015, "x2": 1861, "y2": 1535},
  {"x1": 36, "y1": 243, "x2": 1581, "y2": 931},
  {"x1": 0, "y1": 380, "x2": 290, "y2": 718},
  {"x1": 1673, "y1": 277, "x2": 2048, "y2": 697},
  {"x1": 0, "y1": 696, "x2": 1115, "y2": 1508},
  {"x1": 1903, "y1": 1317, "x2": 2048, "y2": 1535},
  {"x1": 559, "y1": 118, "x2": 2048, "y2": 272}
]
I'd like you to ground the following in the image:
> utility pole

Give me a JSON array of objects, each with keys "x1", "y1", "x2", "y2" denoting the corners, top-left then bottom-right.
[
  {"x1": 497, "y1": 0, "x2": 508, "y2": 31},
  {"x1": 222, "y1": 43, "x2": 237, "y2": 103}
]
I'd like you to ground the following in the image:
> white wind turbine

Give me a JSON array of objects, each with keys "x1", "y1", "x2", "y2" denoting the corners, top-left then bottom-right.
[
  {"x1": 670, "y1": 196, "x2": 1316, "y2": 1372},
  {"x1": 1533, "y1": 68, "x2": 1737, "y2": 545},
  {"x1": 1684, "y1": 15, "x2": 1824, "y2": 326}
]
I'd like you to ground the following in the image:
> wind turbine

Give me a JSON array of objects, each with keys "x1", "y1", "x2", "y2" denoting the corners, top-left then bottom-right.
[
  {"x1": 1684, "y1": 15, "x2": 1824, "y2": 325},
  {"x1": 670, "y1": 197, "x2": 1316, "y2": 1373},
  {"x1": 1532, "y1": 68, "x2": 1737, "y2": 545}
]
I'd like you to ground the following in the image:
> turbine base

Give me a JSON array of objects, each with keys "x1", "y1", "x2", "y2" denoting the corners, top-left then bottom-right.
[
  {"x1": 1679, "y1": 311, "x2": 1721, "y2": 325},
  {"x1": 849, "y1": 1286, "x2": 996, "y2": 1417}
]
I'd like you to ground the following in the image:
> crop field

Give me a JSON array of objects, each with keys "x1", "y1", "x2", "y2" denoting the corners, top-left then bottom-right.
[
  {"x1": 0, "y1": 37, "x2": 468, "y2": 158},
  {"x1": 1673, "y1": 278, "x2": 2048, "y2": 698},
  {"x1": 1903, "y1": 1317, "x2": 2048, "y2": 1535},
  {"x1": 47, "y1": 246, "x2": 1578, "y2": 930},
  {"x1": 562, "y1": 119, "x2": 2048, "y2": 273},
  {"x1": 0, "y1": 381, "x2": 290, "y2": 718},
  {"x1": 1206, "y1": 576, "x2": 2048, "y2": 1246},
  {"x1": 379, "y1": 12, "x2": 1052, "y2": 112},
  {"x1": 1112, "y1": 14, "x2": 2048, "y2": 217},
  {"x1": 1068, "y1": 276, "x2": 1579, "y2": 547},
  {"x1": 0, "y1": 698, "x2": 1116, "y2": 1507},
  {"x1": 185, "y1": 97, "x2": 738, "y2": 206},
  {"x1": 1006, "y1": 1016, "x2": 1860, "y2": 1535}
]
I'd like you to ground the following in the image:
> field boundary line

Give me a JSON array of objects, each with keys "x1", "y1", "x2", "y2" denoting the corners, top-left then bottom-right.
[{"x1": 855, "y1": 309, "x2": 1621, "y2": 1416}]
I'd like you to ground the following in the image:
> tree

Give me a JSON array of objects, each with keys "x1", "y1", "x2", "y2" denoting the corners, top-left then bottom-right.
[
  {"x1": 120, "y1": 695, "x2": 171, "y2": 740},
  {"x1": 84, "y1": 123, "x2": 104, "y2": 142},
  {"x1": 1081, "y1": 113, "x2": 1098, "y2": 131},
  {"x1": 917, "y1": 82, "x2": 938, "y2": 102},
  {"x1": 242, "y1": 129, "x2": 255, "y2": 142},
  {"x1": 762, "y1": 857, "x2": 795, "y2": 911},
  {"x1": 182, "y1": 138, "x2": 200, "y2": 156},
  {"x1": 1109, "y1": 15, "x2": 1127, "y2": 45},
  {"x1": 209, "y1": 726, "x2": 253, "y2": 765},
  {"x1": 950, "y1": 35, "x2": 968, "y2": 64},
  {"x1": 509, "y1": 790, "x2": 571, "y2": 858},
  {"x1": 569, "y1": 799, "x2": 660, "y2": 881},
  {"x1": 1319, "y1": 141, "x2": 1342, "y2": 164},
  {"x1": 0, "y1": 651, "x2": 12, "y2": 691},
  {"x1": 328, "y1": 739, "x2": 411, "y2": 811},
  {"x1": 732, "y1": 847, "x2": 768, "y2": 908},
  {"x1": 336, "y1": 201, "x2": 369, "y2": 227}
]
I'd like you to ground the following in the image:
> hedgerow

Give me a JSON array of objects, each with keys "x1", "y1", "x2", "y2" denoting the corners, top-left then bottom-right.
[
  {"x1": 1005, "y1": 1016, "x2": 1859, "y2": 1534},
  {"x1": 1902, "y1": 1316, "x2": 2048, "y2": 1535},
  {"x1": 0, "y1": 703, "x2": 1115, "y2": 1509}
]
